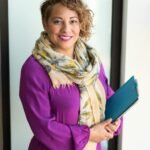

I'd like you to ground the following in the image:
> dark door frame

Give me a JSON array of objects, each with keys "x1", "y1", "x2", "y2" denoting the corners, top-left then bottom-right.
[
  {"x1": 0, "y1": 0, "x2": 123, "y2": 150},
  {"x1": 0, "y1": 0, "x2": 11, "y2": 150},
  {"x1": 109, "y1": 0, "x2": 123, "y2": 150}
]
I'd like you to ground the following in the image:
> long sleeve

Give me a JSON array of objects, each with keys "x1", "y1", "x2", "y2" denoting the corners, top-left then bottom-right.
[
  {"x1": 19, "y1": 56, "x2": 90, "y2": 150},
  {"x1": 99, "y1": 64, "x2": 123, "y2": 136}
]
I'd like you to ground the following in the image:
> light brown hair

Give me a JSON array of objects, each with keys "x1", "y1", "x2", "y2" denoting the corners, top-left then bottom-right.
[{"x1": 41, "y1": 0, "x2": 93, "y2": 40}]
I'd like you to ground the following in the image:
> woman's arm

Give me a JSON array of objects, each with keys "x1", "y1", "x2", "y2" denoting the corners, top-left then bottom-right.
[
  {"x1": 99, "y1": 64, "x2": 123, "y2": 136},
  {"x1": 86, "y1": 63, "x2": 123, "y2": 144}
]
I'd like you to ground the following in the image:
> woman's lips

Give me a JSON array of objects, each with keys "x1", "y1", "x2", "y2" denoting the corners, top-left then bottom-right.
[{"x1": 59, "y1": 35, "x2": 72, "y2": 41}]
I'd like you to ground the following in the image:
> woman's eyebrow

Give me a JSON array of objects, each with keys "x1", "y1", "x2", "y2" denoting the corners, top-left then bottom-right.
[
  {"x1": 51, "y1": 17, "x2": 63, "y2": 20},
  {"x1": 70, "y1": 16, "x2": 79, "y2": 19},
  {"x1": 51, "y1": 16, "x2": 79, "y2": 20}
]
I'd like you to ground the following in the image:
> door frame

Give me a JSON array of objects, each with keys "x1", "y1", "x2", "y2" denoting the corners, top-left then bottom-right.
[
  {"x1": 0, "y1": 0, "x2": 11, "y2": 149},
  {"x1": 109, "y1": 0, "x2": 123, "y2": 150}
]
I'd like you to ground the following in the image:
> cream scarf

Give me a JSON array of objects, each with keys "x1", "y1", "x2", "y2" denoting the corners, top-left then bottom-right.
[{"x1": 32, "y1": 31, "x2": 106, "y2": 149}]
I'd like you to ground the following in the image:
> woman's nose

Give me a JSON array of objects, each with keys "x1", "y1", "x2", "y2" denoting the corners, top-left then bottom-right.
[{"x1": 61, "y1": 22, "x2": 71, "y2": 33}]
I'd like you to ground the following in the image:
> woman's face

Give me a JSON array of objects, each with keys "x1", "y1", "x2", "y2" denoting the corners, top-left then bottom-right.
[{"x1": 44, "y1": 3, "x2": 81, "y2": 53}]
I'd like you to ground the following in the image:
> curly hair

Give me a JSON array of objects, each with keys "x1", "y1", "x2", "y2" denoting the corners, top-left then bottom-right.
[{"x1": 40, "y1": 0, "x2": 93, "y2": 40}]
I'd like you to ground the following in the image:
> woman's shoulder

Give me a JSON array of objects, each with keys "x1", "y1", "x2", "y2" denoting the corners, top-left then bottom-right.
[
  {"x1": 21, "y1": 55, "x2": 45, "y2": 73},
  {"x1": 22, "y1": 55, "x2": 42, "y2": 70},
  {"x1": 21, "y1": 55, "x2": 50, "y2": 83}
]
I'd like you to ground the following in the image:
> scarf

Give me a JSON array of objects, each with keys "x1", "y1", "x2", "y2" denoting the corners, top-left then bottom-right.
[{"x1": 32, "y1": 31, "x2": 106, "y2": 127}]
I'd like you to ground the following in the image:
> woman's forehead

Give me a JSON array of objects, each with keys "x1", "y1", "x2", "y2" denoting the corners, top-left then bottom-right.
[{"x1": 49, "y1": 3, "x2": 78, "y2": 18}]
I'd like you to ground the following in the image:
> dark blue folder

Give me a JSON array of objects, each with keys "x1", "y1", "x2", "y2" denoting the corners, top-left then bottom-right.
[{"x1": 105, "y1": 76, "x2": 139, "y2": 122}]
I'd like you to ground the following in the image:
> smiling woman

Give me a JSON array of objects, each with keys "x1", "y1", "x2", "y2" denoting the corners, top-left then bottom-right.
[
  {"x1": 1, "y1": 0, "x2": 123, "y2": 150},
  {"x1": 19, "y1": 0, "x2": 122, "y2": 150}
]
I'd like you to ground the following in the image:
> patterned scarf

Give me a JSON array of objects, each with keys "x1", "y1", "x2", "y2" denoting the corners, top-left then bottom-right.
[{"x1": 32, "y1": 31, "x2": 106, "y2": 127}]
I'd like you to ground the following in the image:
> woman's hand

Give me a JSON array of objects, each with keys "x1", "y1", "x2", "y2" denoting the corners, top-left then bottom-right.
[
  {"x1": 89, "y1": 119, "x2": 114, "y2": 143},
  {"x1": 105, "y1": 118, "x2": 121, "y2": 134}
]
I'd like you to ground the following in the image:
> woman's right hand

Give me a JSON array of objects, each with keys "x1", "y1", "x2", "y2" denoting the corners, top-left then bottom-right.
[{"x1": 89, "y1": 119, "x2": 114, "y2": 143}]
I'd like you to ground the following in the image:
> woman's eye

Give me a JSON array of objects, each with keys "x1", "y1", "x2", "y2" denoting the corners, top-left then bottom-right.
[
  {"x1": 53, "y1": 20, "x2": 62, "y2": 24},
  {"x1": 70, "y1": 20, "x2": 78, "y2": 24}
]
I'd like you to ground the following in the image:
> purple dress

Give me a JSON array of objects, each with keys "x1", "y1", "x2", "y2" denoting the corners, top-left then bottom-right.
[{"x1": 19, "y1": 55, "x2": 122, "y2": 150}]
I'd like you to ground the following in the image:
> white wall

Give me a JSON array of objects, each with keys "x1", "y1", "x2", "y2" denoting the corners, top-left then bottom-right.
[
  {"x1": 8, "y1": 0, "x2": 112, "y2": 149},
  {"x1": 9, "y1": 1, "x2": 43, "y2": 149},
  {"x1": 121, "y1": 0, "x2": 150, "y2": 149}
]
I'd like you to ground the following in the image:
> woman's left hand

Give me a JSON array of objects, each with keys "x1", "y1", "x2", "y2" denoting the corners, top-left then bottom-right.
[{"x1": 105, "y1": 118, "x2": 121, "y2": 134}]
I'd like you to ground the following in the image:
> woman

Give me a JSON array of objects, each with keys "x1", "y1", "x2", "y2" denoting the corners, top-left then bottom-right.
[{"x1": 19, "y1": 0, "x2": 122, "y2": 150}]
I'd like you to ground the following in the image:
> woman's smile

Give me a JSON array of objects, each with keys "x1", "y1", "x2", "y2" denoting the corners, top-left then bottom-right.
[{"x1": 58, "y1": 35, "x2": 73, "y2": 41}]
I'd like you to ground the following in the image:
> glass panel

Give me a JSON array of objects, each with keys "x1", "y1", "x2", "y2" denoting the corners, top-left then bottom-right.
[{"x1": 9, "y1": 0, "x2": 112, "y2": 149}]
